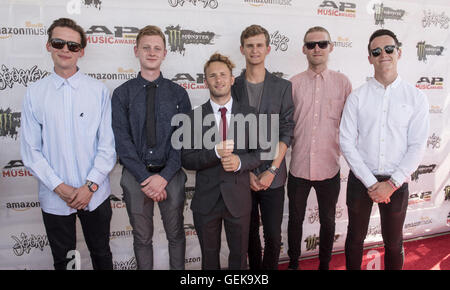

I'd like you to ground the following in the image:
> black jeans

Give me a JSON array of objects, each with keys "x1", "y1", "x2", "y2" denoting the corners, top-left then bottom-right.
[
  {"x1": 42, "y1": 198, "x2": 113, "y2": 270},
  {"x1": 345, "y1": 171, "x2": 409, "y2": 270},
  {"x1": 248, "y1": 186, "x2": 285, "y2": 270},
  {"x1": 287, "y1": 171, "x2": 340, "y2": 270}
]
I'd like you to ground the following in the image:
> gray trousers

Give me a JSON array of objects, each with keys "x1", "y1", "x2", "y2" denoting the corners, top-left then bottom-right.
[{"x1": 120, "y1": 167, "x2": 187, "y2": 270}]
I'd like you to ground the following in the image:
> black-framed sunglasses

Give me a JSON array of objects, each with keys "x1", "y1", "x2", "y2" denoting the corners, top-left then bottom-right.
[
  {"x1": 49, "y1": 38, "x2": 82, "y2": 52},
  {"x1": 370, "y1": 45, "x2": 397, "y2": 57},
  {"x1": 304, "y1": 41, "x2": 330, "y2": 50}
]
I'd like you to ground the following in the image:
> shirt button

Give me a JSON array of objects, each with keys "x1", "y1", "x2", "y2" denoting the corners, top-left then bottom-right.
[{"x1": 150, "y1": 151, "x2": 153, "y2": 154}]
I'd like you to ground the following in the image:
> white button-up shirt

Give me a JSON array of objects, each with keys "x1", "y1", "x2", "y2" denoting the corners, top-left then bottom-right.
[
  {"x1": 339, "y1": 76, "x2": 429, "y2": 188},
  {"x1": 20, "y1": 70, "x2": 117, "y2": 215}
]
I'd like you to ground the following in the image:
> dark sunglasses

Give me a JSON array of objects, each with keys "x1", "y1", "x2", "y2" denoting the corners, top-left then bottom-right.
[
  {"x1": 304, "y1": 41, "x2": 330, "y2": 50},
  {"x1": 370, "y1": 45, "x2": 397, "y2": 57},
  {"x1": 49, "y1": 38, "x2": 82, "y2": 52}
]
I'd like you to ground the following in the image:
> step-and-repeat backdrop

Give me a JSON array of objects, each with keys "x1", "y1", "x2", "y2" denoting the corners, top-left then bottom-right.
[{"x1": 0, "y1": 0, "x2": 449, "y2": 269}]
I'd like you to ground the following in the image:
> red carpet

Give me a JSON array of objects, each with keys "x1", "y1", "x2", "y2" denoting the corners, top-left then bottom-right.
[{"x1": 279, "y1": 231, "x2": 450, "y2": 270}]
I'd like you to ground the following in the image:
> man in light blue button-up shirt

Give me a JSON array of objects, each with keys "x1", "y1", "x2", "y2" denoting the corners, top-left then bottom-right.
[{"x1": 20, "y1": 18, "x2": 116, "y2": 270}]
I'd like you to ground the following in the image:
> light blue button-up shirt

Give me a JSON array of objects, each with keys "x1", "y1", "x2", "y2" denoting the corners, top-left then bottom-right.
[{"x1": 20, "y1": 69, "x2": 117, "y2": 215}]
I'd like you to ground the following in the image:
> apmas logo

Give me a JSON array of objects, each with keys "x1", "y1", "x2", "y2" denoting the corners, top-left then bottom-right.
[
  {"x1": 67, "y1": 0, "x2": 103, "y2": 14},
  {"x1": 317, "y1": 1, "x2": 356, "y2": 18},
  {"x1": 373, "y1": 3, "x2": 405, "y2": 27},
  {"x1": 422, "y1": 10, "x2": 449, "y2": 29},
  {"x1": 85, "y1": 25, "x2": 138, "y2": 45},
  {"x1": 2, "y1": 160, "x2": 33, "y2": 178},
  {"x1": 416, "y1": 41, "x2": 445, "y2": 63},
  {"x1": 416, "y1": 77, "x2": 444, "y2": 90},
  {"x1": 0, "y1": 109, "x2": 21, "y2": 140},
  {"x1": 171, "y1": 73, "x2": 208, "y2": 90},
  {"x1": 11, "y1": 233, "x2": 49, "y2": 256},
  {"x1": 165, "y1": 25, "x2": 216, "y2": 55}
]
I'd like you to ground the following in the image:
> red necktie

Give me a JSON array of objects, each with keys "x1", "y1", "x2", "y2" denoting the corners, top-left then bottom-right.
[{"x1": 219, "y1": 107, "x2": 227, "y2": 141}]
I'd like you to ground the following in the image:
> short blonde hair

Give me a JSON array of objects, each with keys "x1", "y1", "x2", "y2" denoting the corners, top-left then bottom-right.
[
  {"x1": 204, "y1": 53, "x2": 235, "y2": 75},
  {"x1": 303, "y1": 26, "x2": 331, "y2": 43}
]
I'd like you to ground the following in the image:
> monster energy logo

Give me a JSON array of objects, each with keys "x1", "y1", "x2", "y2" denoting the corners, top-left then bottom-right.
[
  {"x1": 373, "y1": 3, "x2": 405, "y2": 27},
  {"x1": 417, "y1": 41, "x2": 444, "y2": 62},
  {"x1": 0, "y1": 108, "x2": 21, "y2": 140},
  {"x1": 165, "y1": 25, "x2": 215, "y2": 54}
]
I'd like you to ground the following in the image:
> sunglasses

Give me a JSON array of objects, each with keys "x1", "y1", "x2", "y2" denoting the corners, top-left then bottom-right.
[
  {"x1": 49, "y1": 38, "x2": 82, "y2": 52},
  {"x1": 370, "y1": 45, "x2": 397, "y2": 57},
  {"x1": 304, "y1": 41, "x2": 330, "y2": 50}
]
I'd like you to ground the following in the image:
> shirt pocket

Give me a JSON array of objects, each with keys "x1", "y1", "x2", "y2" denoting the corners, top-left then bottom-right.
[
  {"x1": 388, "y1": 103, "x2": 413, "y2": 128},
  {"x1": 327, "y1": 98, "x2": 345, "y2": 120}
]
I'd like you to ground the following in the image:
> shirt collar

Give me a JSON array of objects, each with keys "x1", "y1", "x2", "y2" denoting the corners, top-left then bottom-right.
[
  {"x1": 370, "y1": 74, "x2": 402, "y2": 90},
  {"x1": 137, "y1": 71, "x2": 164, "y2": 88},
  {"x1": 210, "y1": 97, "x2": 233, "y2": 114},
  {"x1": 51, "y1": 68, "x2": 83, "y2": 90},
  {"x1": 306, "y1": 68, "x2": 329, "y2": 81}
]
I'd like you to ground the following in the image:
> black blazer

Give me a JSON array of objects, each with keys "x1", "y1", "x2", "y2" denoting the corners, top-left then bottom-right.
[
  {"x1": 231, "y1": 69, "x2": 294, "y2": 188},
  {"x1": 181, "y1": 100, "x2": 262, "y2": 217}
]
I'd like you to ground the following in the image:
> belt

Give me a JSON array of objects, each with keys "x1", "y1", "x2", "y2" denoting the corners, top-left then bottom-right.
[
  {"x1": 374, "y1": 175, "x2": 391, "y2": 182},
  {"x1": 146, "y1": 164, "x2": 165, "y2": 173}
]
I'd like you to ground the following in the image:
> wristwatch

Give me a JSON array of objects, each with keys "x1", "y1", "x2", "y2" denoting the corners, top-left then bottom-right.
[
  {"x1": 389, "y1": 177, "x2": 401, "y2": 189},
  {"x1": 267, "y1": 165, "x2": 279, "y2": 176},
  {"x1": 85, "y1": 180, "x2": 98, "y2": 193}
]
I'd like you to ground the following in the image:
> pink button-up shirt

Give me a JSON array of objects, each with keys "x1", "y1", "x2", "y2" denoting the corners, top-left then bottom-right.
[{"x1": 289, "y1": 69, "x2": 352, "y2": 181}]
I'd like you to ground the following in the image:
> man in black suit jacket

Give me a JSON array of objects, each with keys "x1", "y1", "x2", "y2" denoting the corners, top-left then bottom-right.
[
  {"x1": 231, "y1": 25, "x2": 294, "y2": 270},
  {"x1": 181, "y1": 53, "x2": 262, "y2": 270}
]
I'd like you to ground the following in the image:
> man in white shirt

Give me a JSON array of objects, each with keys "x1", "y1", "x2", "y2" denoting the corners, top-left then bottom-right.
[
  {"x1": 339, "y1": 29, "x2": 429, "y2": 270},
  {"x1": 21, "y1": 18, "x2": 116, "y2": 270}
]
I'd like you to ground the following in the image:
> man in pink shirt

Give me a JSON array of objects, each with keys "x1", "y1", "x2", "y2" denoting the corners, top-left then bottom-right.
[{"x1": 287, "y1": 26, "x2": 352, "y2": 270}]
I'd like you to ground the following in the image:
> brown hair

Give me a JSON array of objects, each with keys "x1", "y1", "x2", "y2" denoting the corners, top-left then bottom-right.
[
  {"x1": 368, "y1": 29, "x2": 401, "y2": 55},
  {"x1": 136, "y1": 25, "x2": 166, "y2": 47},
  {"x1": 204, "y1": 53, "x2": 235, "y2": 75},
  {"x1": 303, "y1": 26, "x2": 331, "y2": 43},
  {"x1": 47, "y1": 18, "x2": 87, "y2": 48},
  {"x1": 240, "y1": 24, "x2": 270, "y2": 47}
]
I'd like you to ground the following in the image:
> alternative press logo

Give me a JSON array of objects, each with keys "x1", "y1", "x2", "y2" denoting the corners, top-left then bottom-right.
[
  {"x1": 168, "y1": 0, "x2": 218, "y2": 9},
  {"x1": 373, "y1": 3, "x2": 405, "y2": 27},
  {"x1": 165, "y1": 25, "x2": 216, "y2": 55},
  {"x1": 422, "y1": 10, "x2": 449, "y2": 29},
  {"x1": 0, "y1": 109, "x2": 21, "y2": 140},
  {"x1": 85, "y1": 25, "x2": 138, "y2": 45},
  {"x1": 2, "y1": 160, "x2": 33, "y2": 178},
  {"x1": 317, "y1": 1, "x2": 356, "y2": 18},
  {"x1": 408, "y1": 191, "x2": 432, "y2": 206},
  {"x1": 416, "y1": 77, "x2": 444, "y2": 90},
  {"x1": 0, "y1": 21, "x2": 47, "y2": 40},
  {"x1": 171, "y1": 73, "x2": 208, "y2": 90},
  {"x1": 11, "y1": 233, "x2": 49, "y2": 256},
  {"x1": 417, "y1": 41, "x2": 444, "y2": 63},
  {"x1": 0, "y1": 65, "x2": 50, "y2": 90},
  {"x1": 411, "y1": 164, "x2": 436, "y2": 182}
]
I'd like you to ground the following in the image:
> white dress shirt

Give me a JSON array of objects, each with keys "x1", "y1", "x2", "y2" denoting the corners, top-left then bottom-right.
[
  {"x1": 209, "y1": 97, "x2": 241, "y2": 171},
  {"x1": 20, "y1": 70, "x2": 117, "y2": 215},
  {"x1": 339, "y1": 76, "x2": 429, "y2": 188}
]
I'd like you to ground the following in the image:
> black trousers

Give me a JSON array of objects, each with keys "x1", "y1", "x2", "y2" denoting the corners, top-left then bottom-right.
[
  {"x1": 248, "y1": 186, "x2": 285, "y2": 270},
  {"x1": 287, "y1": 171, "x2": 340, "y2": 270},
  {"x1": 193, "y1": 195, "x2": 250, "y2": 270},
  {"x1": 42, "y1": 198, "x2": 113, "y2": 270},
  {"x1": 345, "y1": 171, "x2": 409, "y2": 270}
]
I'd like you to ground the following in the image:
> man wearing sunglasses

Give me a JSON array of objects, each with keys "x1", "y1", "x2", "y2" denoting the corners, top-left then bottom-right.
[
  {"x1": 21, "y1": 18, "x2": 116, "y2": 270},
  {"x1": 287, "y1": 26, "x2": 352, "y2": 270},
  {"x1": 232, "y1": 24, "x2": 294, "y2": 270},
  {"x1": 339, "y1": 29, "x2": 429, "y2": 270}
]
